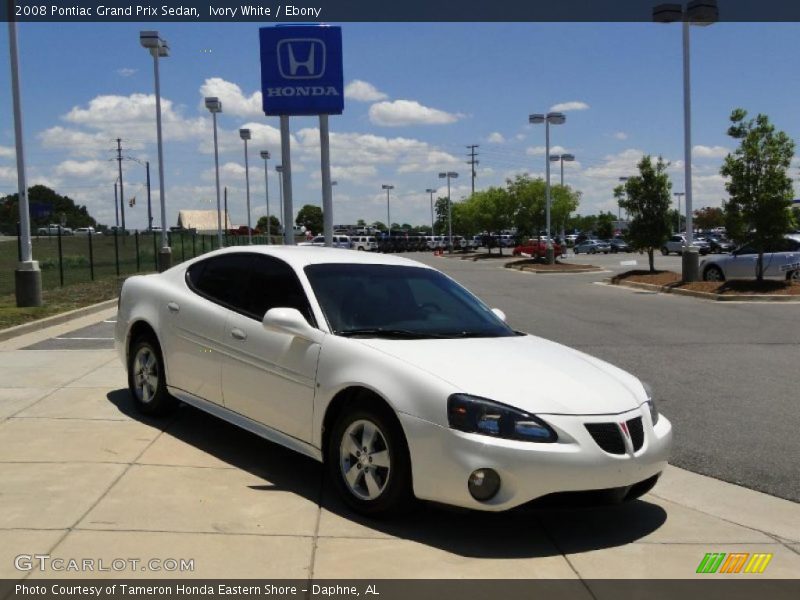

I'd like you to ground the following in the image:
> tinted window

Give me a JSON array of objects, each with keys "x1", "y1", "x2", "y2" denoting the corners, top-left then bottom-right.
[
  {"x1": 247, "y1": 255, "x2": 314, "y2": 323},
  {"x1": 305, "y1": 264, "x2": 515, "y2": 339},
  {"x1": 188, "y1": 254, "x2": 251, "y2": 310}
]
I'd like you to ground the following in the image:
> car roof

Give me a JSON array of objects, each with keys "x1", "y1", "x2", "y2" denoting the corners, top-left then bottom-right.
[{"x1": 185, "y1": 245, "x2": 435, "y2": 270}]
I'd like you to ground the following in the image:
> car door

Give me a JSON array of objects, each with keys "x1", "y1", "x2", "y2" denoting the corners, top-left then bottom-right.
[
  {"x1": 165, "y1": 254, "x2": 251, "y2": 405},
  {"x1": 725, "y1": 245, "x2": 758, "y2": 278},
  {"x1": 220, "y1": 254, "x2": 322, "y2": 443}
]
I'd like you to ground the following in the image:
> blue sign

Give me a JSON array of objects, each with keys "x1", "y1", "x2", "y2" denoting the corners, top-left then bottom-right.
[{"x1": 259, "y1": 26, "x2": 344, "y2": 116}]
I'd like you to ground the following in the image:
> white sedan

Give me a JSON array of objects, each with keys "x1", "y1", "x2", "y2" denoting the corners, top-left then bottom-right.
[
  {"x1": 701, "y1": 237, "x2": 800, "y2": 282},
  {"x1": 115, "y1": 247, "x2": 672, "y2": 515}
]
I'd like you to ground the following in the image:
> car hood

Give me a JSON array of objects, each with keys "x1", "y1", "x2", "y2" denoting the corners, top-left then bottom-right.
[{"x1": 355, "y1": 334, "x2": 645, "y2": 415}]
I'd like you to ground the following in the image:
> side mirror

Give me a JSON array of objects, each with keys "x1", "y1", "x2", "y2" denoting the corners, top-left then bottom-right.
[
  {"x1": 491, "y1": 308, "x2": 507, "y2": 323},
  {"x1": 262, "y1": 308, "x2": 322, "y2": 343}
]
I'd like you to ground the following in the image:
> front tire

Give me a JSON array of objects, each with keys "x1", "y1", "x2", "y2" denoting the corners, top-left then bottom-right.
[
  {"x1": 327, "y1": 401, "x2": 413, "y2": 517},
  {"x1": 787, "y1": 270, "x2": 800, "y2": 283},
  {"x1": 127, "y1": 335, "x2": 175, "y2": 416},
  {"x1": 661, "y1": 247, "x2": 669, "y2": 256}
]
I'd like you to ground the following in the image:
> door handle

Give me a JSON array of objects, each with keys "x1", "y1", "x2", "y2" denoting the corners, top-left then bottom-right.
[
  {"x1": 167, "y1": 302, "x2": 180, "y2": 313},
  {"x1": 231, "y1": 328, "x2": 247, "y2": 341}
]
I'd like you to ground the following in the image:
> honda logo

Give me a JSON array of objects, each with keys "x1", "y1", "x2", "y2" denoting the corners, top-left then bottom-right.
[{"x1": 277, "y1": 39, "x2": 326, "y2": 79}]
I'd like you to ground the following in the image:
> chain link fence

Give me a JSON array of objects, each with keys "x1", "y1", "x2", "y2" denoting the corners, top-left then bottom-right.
[{"x1": 0, "y1": 229, "x2": 278, "y2": 296}]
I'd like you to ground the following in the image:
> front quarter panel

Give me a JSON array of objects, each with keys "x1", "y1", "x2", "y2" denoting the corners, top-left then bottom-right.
[{"x1": 312, "y1": 335, "x2": 457, "y2": 450}]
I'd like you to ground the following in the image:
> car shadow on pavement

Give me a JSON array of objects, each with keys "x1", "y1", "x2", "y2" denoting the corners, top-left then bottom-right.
[{"x1": 107, "y1": 389, "x2": 668, "y2": 558}]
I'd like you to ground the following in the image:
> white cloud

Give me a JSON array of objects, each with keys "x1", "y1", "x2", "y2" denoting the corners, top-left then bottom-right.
[
  {"x1": 582, "y1": 148, "x2": 645, "y2": 179},
  {"x1": 487, "y1": 132, "x2": 505, "y2": 144},
  {"x1": 198, "y1": 77, "x2": 263, "y2": 119},
  {"x1": 344, "y1": 80, "x2": 388, "y2": 102},
  {"x1": 0, "y1": 146, "x2": 15, "y2": 159},
  {"x1": 526, "y1": 145, "x2": 568, "y2": 156},
  {"x1": 550, "y1": 101, "x2": 590, "y2": 112},
  {"x1": 613, "y1": 131, "x2": 628, "y2": 140},
  {"x1": 368, "y1": 100, "x2": 462, "y2": 127},
  {"x1": 693, "y1": 145, "x2": 730, "y2": 159},
  {"x1": 38, "y1": 127, "x2": 124, "y2": 158},
  {"x1": 117, "y1": 68, "x2": 137, "y2": 77},
  {"x1": 64, "y1": 93, "x2": 207, "y2": 142},
  {"x1": 55, "y1": 159, "x2": 113, "y2": 179}
]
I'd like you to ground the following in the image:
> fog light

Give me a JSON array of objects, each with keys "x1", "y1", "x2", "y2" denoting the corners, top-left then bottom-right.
[{"x1": 468, "y1": 468, "x2": 501, "y2": 501}]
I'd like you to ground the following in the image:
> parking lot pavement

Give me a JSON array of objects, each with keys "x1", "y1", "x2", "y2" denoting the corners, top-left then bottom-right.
[{"x1": 1, "y1": 304, "x2": 800, "y2": 579}]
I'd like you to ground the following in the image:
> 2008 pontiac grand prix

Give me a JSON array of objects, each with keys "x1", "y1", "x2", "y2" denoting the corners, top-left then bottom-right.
[{"x1": 115, "y1": 246, "x2": 672, "y2": 515}]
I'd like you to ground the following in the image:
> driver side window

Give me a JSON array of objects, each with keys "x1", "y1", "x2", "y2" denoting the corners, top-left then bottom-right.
[{"x1": 246, "y1": 255, "x2": 315, "y2": 325}]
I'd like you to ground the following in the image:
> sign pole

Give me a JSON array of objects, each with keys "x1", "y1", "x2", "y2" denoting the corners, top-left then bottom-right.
[
  {"x1": 319, "y1": 114, "x2": 333, "y2": 247},
  {"x1": 280, "y1": 115, "x2": 294, "y2": 246}
]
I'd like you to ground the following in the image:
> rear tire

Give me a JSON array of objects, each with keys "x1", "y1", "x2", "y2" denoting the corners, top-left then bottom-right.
[
  {"x1": 127, "y1": 335, "x2": 175, "y2": 416},
  {"x1": 787, "y1": 270, "x2": 800, "y2": 283},
  {"x1": 703, "y1": 265, "x2": 725, "y2": 282},
  {"x1": 661, "y1": 247, "x2": 669, "y2": 256},
  {"x1": 327, "y1": 399, "x2": 413, "y2": 517}
]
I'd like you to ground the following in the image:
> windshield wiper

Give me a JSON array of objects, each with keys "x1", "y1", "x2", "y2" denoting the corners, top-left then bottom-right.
[{"x1": 337, "y1": 328, "x2": 448, "y2": 339}]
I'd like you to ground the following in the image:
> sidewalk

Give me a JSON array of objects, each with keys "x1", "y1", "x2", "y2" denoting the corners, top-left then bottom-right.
[{"x1": 1, "y1": 310, "x2": 799, "y2": 580}]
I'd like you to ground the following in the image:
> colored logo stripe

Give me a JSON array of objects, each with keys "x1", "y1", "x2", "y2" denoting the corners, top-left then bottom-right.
[
  {"x1": 745, "y1": 553, "x2": 773, "y2": 574},
  {"x1": 696, "y1": 552, "x2": 773, "y2": 574}
]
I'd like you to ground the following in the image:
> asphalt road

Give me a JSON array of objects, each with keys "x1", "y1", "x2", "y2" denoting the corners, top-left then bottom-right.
[
  {"x1": 412, "y1": 250, "x2": 800, "y2": 503},
  {"x1": 24, "y1": 249, "x2": 799, "y2": 502}
]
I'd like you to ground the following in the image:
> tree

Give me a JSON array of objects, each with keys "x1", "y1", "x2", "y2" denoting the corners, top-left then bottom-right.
[
  {"x1": 434, "y1": 197, "x2": 449, "y2": 234},
  {"x1": 693, "y1": 206, "x2": 724, "y2": 231},
  {"x1": 1, "y1": 185, "x2": 98, "y2": 232},
  {"x1": 356, "y1": 218, "x2": 366, "y2": 227},
  {"x1": 256, "y1": 215, "x2": 281, "y2": 236},
  {"x1": 618, "y1": 156, "x2": 673, "y2": 272},
  {"x1": 468, "y1": 186, "x2": 514, "y2": 255},
  {"x1": 371, "y1": 220, "x2": 386, "y2": 231},
  {"x1": 595, "y1": 211, "x2": 616, "y2": 239},
  {"x1": 666, "y1": 208, "x2": 686, "y2": 234},
  {"x1": 720, "y1": 109, "x2": 795, "y2": 281},
  {"x1": 295, "y1": 204, "x2": 323, "y2": 235}
]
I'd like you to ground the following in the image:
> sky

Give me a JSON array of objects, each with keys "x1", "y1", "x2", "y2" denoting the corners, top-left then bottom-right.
[{"x1": 1, "y1": 21, "x2": 799, "y2": 231}]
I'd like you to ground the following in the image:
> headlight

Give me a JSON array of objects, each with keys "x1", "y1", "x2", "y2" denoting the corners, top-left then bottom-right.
[
  {"x1": 642, "y1": 382, "x2": 659, "y2": 425},
  {"x1": 447, "y1": 394, "x2": 557, "y2": 443}
]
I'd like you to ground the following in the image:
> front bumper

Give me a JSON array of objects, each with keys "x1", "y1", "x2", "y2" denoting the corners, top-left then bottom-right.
[{"x1": 399, "y1": 408, "x2": 672, "y2": 511}]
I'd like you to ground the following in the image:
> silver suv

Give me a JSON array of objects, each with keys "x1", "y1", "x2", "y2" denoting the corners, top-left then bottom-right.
[{"x1": 661, "y1": 234, "x2": 710, "y2": 256}]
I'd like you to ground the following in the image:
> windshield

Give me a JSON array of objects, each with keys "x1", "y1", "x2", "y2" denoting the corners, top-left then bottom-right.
[{"x1": 304, "y1": 264, "x2": 516, "y2": 339}]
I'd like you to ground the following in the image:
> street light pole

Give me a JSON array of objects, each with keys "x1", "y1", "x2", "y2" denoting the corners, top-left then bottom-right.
[
  {"x1": 140, "y1": 30, "x2": 171, "y2": 271},
  {"x1": 530, "y1": 112, "x2": 565, "y2": 263},
  {"x1": 438, "y1": 172, "x2": 458, "y2": 253},
  {"x1": 653, "y1": 0, "x2": 718, "y2": 281},
  {"x1": 276, "y1": 165, "x2": 284, "y2": 239},
  {"x1": 239, "y1": 128, "x2": 252, "y2": 244},
  {"x1": 8, "y1": 19, "x2": 42, "y2": 306},
  {"x1": 674, "y1": 192, "x2": 684, "y2": 233},
  {"x1": 382, "y1": 185, "x2": 394, "y2": 238},
  {"x1": 260, "y1": 151, "x2": 271, "y2": 245},
  {"x1": 205, "y1": 97, "x2": 223, "y2": 247},
  {"x1": 426, "y1": 188, "x2": 436, "y2": 233}
]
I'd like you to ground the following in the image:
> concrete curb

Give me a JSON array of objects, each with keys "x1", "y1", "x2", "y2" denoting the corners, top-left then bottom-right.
[
  {"x1": 506, "y1": 263, "x2": 603, "y2": 274},
  {"x1": 0, "y1": 298, "x2": 118, "y2": 342},
  {"x1": 608, "y1": 279, "x2": 800, "y2": 302}
]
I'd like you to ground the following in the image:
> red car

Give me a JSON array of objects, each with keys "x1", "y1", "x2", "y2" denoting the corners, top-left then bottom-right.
[{"x1": 512, "y1": 238, "x2": 562, "y2": 258}]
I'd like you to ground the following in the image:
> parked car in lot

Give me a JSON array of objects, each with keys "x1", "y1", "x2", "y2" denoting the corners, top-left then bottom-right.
[
  {"x1": 37, "y1": 224, "x2": 72, "y2": 236},
  {"x1": 574, "y1": 239, "x2": 611, "y2": 254},
  {"x1": 299, "y1": 235, "x2": 351, "y2": 249},
  {"x1": 661, "y1": 234, "x2": 710, "y2": 256},
  {"x1": 607, "y1": 239, "x2": 631, "y2": 253},
  {"x1": 116, "y1": 246, "x2": 671, "y2": 515},
  {"x1": 512, "y1": 238, "x2": 563, "y2": 258},
  {"x1": 698, "y1": 235, "x2": 735, "y2": 254},
  {"x1": 73, "y1": 227, "x2": 97, "y2": 236},
  {"x1": 350, "y1": 236, "x2": 378, "y2": 251},
  {"x1": 701, "y1": 237, "x2": 800, "y2": 282}
]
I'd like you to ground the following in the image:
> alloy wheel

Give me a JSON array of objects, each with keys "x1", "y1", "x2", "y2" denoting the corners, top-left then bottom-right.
[
  {"x1": 339, "y1": 419, "x2": 391, "y2": 501},
  {"x1": 133, "y1": 346, "x2": 159, "y2": 404}
]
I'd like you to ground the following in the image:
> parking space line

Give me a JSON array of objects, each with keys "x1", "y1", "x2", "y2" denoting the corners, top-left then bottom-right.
[{"x1": 53, "y1": 337, "x2": 115, "y2": 341}]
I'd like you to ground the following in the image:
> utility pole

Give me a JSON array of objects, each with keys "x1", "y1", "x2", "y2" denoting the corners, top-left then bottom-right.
[
  {"x1": 145, "y1": 161, "x2": 152, "y2": 231},
  {"x1": 114, "y1": 182, "x2": 119, "y2": 227},
  {"x1": 116, "y1": 138, "x2": 126, "y2": 231},
  {"x1": 466, "y1": 145, "x2": 479, "y2": 196}
]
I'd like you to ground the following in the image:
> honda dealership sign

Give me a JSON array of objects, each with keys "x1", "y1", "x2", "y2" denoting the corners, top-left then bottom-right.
[{"x1": 259, "y1": 26, "x2": 344, "y2": 116}]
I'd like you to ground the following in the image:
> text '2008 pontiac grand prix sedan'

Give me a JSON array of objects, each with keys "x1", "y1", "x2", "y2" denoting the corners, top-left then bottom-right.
[{"x1": 115, "y1": 247, "x2": 672, "y2": 515}]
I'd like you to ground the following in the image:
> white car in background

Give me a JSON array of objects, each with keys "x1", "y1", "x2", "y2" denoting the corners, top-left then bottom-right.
[
  {"x1": 701, "y1": 237, "x2": 800, "y2": 281},
  {"x1": 299, "y1": 235, "x2": 351, "y2": 249},
  {"x1": 115, "y1": 247, "x2": 671, "y2": 515},
  {"x1": 350, "y1": 235, "x2": 378, "y2": 251}
]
